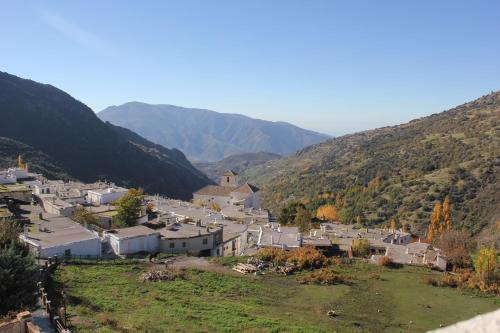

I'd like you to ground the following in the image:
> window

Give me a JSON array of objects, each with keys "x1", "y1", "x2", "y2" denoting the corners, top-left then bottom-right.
[
  {"x1": 182, "y1": 242, "x2": 186, "y2": 248},
  {"x1": 202, "y1": 238, "x2": 208, "y2": 245},
  {"x1": 169, "y1": 242, "x2": 175, "y2": 248},
  {"x1": 227, "y1": 177, "x2": 230, "y2": 183}
]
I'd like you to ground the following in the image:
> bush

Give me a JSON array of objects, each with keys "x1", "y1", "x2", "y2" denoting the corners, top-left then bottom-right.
[
  {"x1": 297, "y1": 268, "x2": 349, "y2": 285},
  {"x1": 351, "y1": 239, "x2": 370, "y2": 257},
  {"x1": 377, "y1": 256, "x2": 394, "y2": 267},
  {"x1": 424, "y1": 277, "x2": 438, "y2": 286},
  {"x1": 256, "y1": 248, "x2": 288, "y2": 266},
  {"x1": 287, "y1": 246, "x2": 328, "y2": 270},
  {"x1": 256, "y1": 246, "x2": 328, "y2": 270},
  {"x1": 377, "y1": 256, "x2": 401, "y2": 268},
  {"x1": 425, "y1": 270, "x2": 499, "y2": 294}
]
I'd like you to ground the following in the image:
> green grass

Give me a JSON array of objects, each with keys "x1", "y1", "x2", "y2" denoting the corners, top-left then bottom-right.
[{"x1": 54, "y1": 260, "x2": 499, "y2": 333}]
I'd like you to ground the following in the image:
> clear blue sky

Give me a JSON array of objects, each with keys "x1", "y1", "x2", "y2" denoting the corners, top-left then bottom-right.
[{"x1": 1, "y1": 0, "x2": 499, "y2": 135}]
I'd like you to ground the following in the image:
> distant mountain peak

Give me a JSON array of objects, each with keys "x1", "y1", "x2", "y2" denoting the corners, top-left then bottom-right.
[{"x1": 99, "y1": 102, "x2": 330, "y2": 161}]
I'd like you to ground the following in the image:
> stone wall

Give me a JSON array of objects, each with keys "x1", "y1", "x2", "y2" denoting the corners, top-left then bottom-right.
[{"x1": 0, "y1": 311, "x2": 37, "y2": 333}]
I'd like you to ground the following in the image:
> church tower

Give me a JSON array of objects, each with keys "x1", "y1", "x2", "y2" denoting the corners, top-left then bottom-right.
[{"x1": 220, "y1": 170, "x2": 238, "y2": 188}]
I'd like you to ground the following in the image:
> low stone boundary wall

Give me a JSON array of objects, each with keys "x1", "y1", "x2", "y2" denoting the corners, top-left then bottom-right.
[
  {"x1": 38, "y1": 256, "x2": 71, "y2": 333},
  {"x1": 0, "y1": 311, "x2": 37, "y2": 333}
]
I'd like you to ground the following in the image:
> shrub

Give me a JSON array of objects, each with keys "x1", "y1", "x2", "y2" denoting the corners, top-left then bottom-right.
[
  {"x1": 351, "y1": 239, "x2": 370, "y2": 257},
  {"x1": 256, "y1": 247, "x2": 288, "y2": 265},
  {"x1": 297, "y1": 268, "x2": 349, "y2": 285},
  {"x1": 435, "y1": 230, "x2": 475, "y2": 268},
  {"x1": 256, "y1": 246, "x2": 328, "y2": 270},
  {"x1": 287, "y1": 246, "x2": 328, "y2": 270},
  {"x1": 377, "y1": 256, "x2": 394, "y2": 267},
  {"x1": 425, "y1": 270, "x2": 499, "y2": 294},
  {"x1": 424, "y1": 277, "x2": 438, "y2": 286}
]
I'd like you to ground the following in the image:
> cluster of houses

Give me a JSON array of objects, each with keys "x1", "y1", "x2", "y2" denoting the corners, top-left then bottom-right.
[{"x1": 0, "y1": 159, "x2": 447, "y2": 270}]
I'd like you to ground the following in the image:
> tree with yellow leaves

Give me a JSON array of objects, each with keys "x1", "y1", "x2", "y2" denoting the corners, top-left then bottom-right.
[
  {"x1": 441, "y1": 196, "x2": 452, "y2": 232},
  {"x1": 211, "y1": 202, "x2": 221, "y2": 212},
  {"x1": 390, "y1": 219, "x2": 398, "y2": 232},
  {"x1": 316, "y1": 204, "x2": 337, "y2": 221},
  {"x1": 428, "y1": 201, "x2": 443, "y2": 242},
  {"x1": 474, "y1": 247, "x2": 497, "y2": 284}
]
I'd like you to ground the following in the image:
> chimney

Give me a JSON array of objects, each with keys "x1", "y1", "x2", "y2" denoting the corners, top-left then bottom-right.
[
  {"x1": 23, "y1": 224, "x2": 28, "y2": 238},
  {"x1": 270, "y1": 234, "x2": 274, "y2": 245}
]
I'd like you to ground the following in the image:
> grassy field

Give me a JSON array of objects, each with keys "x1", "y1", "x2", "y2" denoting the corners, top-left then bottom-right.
[{"x1": 53, "y1": 259, "x2": 499, "y2": 333}]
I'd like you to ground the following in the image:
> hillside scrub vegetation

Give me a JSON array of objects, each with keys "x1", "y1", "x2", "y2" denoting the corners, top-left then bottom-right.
[{"x1": 243, "y1": 91, "x2": 500, "y2": 243}]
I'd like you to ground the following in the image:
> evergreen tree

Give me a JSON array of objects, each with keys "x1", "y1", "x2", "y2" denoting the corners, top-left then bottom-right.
[
  {"x1": 295, "y1": 206, "x2": 312, "y2": 232},
  {"x1": 278, "y1": 202, "x2": 306, "y2": 225},
  {"x1": 0, "y1": 222, "x2": 37, "y2": 315}
]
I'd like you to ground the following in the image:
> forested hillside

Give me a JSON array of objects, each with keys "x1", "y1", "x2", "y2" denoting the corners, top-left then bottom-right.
[
  {"x1": 244, "y1": 92, "x2": 500, "y2": 240},
  {"x1": 0, "y1": 71, "x2": 211, "y2": 199}
]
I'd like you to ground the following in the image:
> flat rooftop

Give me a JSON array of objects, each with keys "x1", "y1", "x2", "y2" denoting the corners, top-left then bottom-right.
[
  {"x1": 0, "y1": 183, "x2": 30, "y2": 193},
  {"x1": 107, "y1": 225, "x2": 159, "y2": 239},
  {"x1": 88, "y1": 187, "x2": 128, "y2": 195},
  {"x1": 258, "y1": 226, "x2": 301, "y2": 248},
  {"x1": 220, "y1": 221, "x2": 248, "y2": 241},
  {"x1": 155, "y1": 199, "x2": 225, "y2": 225},
  {"x1": 159, "y1": 223, "x2": 214, "y2": 239},
  {"x1": 23, "y1": 216, "x2": 98, "y2": 248}
]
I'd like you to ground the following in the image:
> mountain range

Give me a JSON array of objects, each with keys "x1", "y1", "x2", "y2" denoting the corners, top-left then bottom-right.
[
  {"x1": 98, "y1": 102, "x2": 330, "y2": 162},
  {"x1": 243, "y1": 92, "x2": 500, "y2": 243},
  {"x1": 0, "y1": 71, "x2": 211, "y2": 200}
]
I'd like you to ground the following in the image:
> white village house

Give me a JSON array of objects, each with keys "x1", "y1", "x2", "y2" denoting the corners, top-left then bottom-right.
[
  {"x1": 19, "y1": 217, "x2": 101, "y2": 258},
  {"x1": 104, "y1": 225, "x2": 160, "y2": 256},
  {"x1": 87, "y1": 187, "x2": 128, "y2": 205}
]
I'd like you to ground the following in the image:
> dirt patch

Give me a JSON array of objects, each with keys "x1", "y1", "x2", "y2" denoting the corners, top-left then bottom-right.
[{"x1": 153, "y1": 256, "x2": 235, "y2": 274}]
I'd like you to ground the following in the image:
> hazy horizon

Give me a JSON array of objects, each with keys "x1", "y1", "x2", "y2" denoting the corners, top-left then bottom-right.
[{"x1": 1, "y1": 0, "x2": 499, "y2": 135}]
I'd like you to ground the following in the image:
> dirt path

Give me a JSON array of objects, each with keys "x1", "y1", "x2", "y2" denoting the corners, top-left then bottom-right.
[{"x1": 152, "y1": 256, "x2": 235, "y2": 274}]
